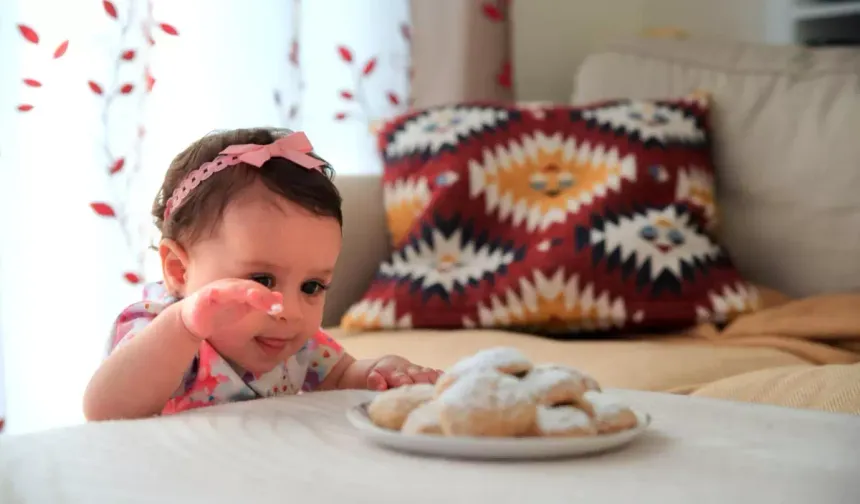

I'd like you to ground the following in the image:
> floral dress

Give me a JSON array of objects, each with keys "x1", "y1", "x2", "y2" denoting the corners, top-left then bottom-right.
[{"x1": 109, "y1": 282, "x2": 344, "y2": 415}]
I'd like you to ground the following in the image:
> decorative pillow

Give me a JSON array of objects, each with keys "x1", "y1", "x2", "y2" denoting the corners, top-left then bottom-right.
[{"x1": 341, "y1": 92, "x2": 761, "y2": 334}]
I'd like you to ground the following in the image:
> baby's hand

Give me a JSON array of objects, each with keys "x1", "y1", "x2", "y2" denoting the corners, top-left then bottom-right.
[
  {"x1": 180, "y1": 279, "x2": 283, "y2": 340},
  {"x1": 366, "y1": 355, "x2": 442, "y2": 391}
]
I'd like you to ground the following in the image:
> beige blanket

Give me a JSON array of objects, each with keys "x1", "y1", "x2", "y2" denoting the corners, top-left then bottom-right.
[
  {"x1": 672, "y1": 289, "x2": 860, "y2": 414},
  {"x1": 679, "y1": 289, "x2": 860, "y2": 366}
]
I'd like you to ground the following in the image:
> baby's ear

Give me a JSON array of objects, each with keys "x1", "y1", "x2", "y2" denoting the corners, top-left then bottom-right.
[{"x1": 159, "y1": 239, "x2": 188, "y2": 296}]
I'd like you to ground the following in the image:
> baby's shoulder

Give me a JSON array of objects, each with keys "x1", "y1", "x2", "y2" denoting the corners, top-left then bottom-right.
[
  {"x1": 114, "y1": 282, "x2": 174, "y2": 322},
  {"x1": 109, "y1": 281, "x2": 176, "y2": 350}
]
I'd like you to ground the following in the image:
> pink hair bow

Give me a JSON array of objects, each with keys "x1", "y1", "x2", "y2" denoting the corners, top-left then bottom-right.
[
  {"x1": 164, "y1": 131, "x2": 326, "y2": 220},
  {"x1": 218, "y1": 132, "x2": 325, "y2": 170}
]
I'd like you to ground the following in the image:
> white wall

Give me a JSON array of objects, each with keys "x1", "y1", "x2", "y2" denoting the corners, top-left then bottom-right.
[
  {"x1": 512, "y1": 0, "x2": 781, "y2": 102},
  {"x1": 512, "y1": 0, "x2": 646, "y2": 102},
  {"x1": 641, "y1": 0, "x2": 778, "y2": 44}
]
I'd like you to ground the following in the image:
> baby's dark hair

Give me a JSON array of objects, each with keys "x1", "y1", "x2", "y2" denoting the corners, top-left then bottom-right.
[{"x1": 153, "y1": 127, "x2": 343, "y2": 244}]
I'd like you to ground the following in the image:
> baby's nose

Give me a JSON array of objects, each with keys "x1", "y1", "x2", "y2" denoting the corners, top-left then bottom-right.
[{"x1": 272, "y1": 298, "x2": 302, "y2": 323}]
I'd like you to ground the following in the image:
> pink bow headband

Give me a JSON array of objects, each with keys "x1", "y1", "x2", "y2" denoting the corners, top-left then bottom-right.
[{"x1": 164, "y1": 131, "x2": 326, "y2": 220}]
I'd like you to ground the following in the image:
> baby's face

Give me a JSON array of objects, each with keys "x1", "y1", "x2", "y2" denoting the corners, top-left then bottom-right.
[{"x1": 184, "y1": 180, "x2": 342, "y2": 375}]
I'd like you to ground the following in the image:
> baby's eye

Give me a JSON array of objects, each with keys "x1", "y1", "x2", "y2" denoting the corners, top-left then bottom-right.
[
  {"x1": 300, "y1": 280, "x2": 328, "y2": 296},
  {"x1": 249, "y1": 274, "x2": 276, "y2": 289}
]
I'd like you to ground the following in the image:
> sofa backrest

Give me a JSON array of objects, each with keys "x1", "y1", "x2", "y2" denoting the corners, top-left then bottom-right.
[
  {"x1": 572, "y1": 38, "x2": 860, "y2": 297},
  {"x1": 324, "y1": 175, "x2": 390, "y2": 327}
]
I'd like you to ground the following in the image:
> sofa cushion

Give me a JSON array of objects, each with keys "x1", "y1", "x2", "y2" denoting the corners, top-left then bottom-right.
[
  {"x1": 572, "y1": 38, "x2": 860, "y2": 297},
  {"x1": 330, "y1": 327, "x2": 807, "y2": 392},
  {"x1": 341, "y1": 96, "x2": 759, "y2": 334}
]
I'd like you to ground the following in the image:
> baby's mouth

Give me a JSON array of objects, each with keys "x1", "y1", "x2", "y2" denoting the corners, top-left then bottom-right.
[{"x1": 254, "y1": 336, "x2": 290, "y2": 355}]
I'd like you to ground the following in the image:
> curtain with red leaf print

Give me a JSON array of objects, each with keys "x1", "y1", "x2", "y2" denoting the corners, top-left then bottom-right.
[{"x1": 0, "y1": 0, "x2": 410, "y2": 435}]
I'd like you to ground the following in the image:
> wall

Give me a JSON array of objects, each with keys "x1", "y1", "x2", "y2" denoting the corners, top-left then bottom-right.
[
  {"x1": 512, "y1": 0, "x2": 646, "y2": 102},
  {"x1": 641, "y1": 0, "x2": 779, "y2": 44},
  {"x1": 512, "y1": 0, "x2": 781, "y2": 102}
]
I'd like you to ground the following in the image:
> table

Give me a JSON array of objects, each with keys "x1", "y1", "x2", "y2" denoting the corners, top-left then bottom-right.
[{"x1": 1, "y1": 390, "x2": 859, "y2": 503}]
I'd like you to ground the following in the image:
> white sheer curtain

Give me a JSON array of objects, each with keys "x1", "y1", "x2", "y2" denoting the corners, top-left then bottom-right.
[{"x1": 0, "y1": 0, "x2": 410, "y2": 435}]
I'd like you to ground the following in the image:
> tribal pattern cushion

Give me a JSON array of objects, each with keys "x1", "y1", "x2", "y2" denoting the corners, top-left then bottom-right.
[{"x1": 341, "y1": 92, "x2": 760, "y2": 334}]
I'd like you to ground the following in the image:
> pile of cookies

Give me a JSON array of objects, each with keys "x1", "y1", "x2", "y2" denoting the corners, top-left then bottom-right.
[{"x1": 367, "y1": 347, "x2": 638, "y2": 438}]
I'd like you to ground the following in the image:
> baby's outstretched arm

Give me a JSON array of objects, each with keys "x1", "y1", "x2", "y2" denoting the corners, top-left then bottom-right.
[
  {"x1": 83, "y1": 301, "x2": 201, "y2": 421},
  {"x1": 84, "y1": 279, "x2": 282, "y2": 421},
  {"x1": 319, "y1": 354, "x2": 442, "y2": 391}
]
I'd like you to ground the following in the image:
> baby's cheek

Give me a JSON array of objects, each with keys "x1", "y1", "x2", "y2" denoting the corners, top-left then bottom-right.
[
  {"x1": 304, "y1": 300, "x2": 325, "y2": 330},
  {"x1": 285, "y1": 333, "x2": 311, "y2": 360},
  {"x1": 245, "y1": 310, "x2": 276, "y2": 333}
]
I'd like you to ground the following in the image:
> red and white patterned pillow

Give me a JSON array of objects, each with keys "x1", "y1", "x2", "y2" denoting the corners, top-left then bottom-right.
[{"x1": 341, "y1": 92, "x2": 760, "y2": 334}]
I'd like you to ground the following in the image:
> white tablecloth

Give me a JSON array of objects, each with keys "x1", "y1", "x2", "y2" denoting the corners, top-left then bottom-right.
[{"x1": 1, "y1": 389, "x2": 859, "y2": 503}]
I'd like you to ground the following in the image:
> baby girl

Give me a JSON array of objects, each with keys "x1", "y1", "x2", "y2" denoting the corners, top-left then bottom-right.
[{"x1": 84, "y1": 127, "x2": 441, "y2": 421}]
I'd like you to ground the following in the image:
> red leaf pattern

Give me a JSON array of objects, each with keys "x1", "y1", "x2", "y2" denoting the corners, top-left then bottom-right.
[
  {"x1": 109, "y1": 158, "x2": 125, "y2": 174},
  {"x1": 362, "y1": 58, "x2": 377, "y2": 76},
  {"x1": 481, "y1": 2, "x2": 504, "y2": 21},
  {"x1": 53, "y1": 40, "x2": 69, "y2": 59},
  {"x1": 330, "y1": 21, "x2": 413, "y2": 125},
  {"x1": 145, "y1": 69, "x2": 156, "y2": 92},
  {"x1": 14, "y1": 25, "x2": 68, "y2": 111},
  {"x1": 103, "y1": 0, "x2": 118, "y2": 19},
  {"x1": 124, "y1": 272, "x2": 143, "y2": 284},
  {"x1": 18, "y1": 25, "x2": 39, "y2": 44},
  {"x1": 88, "y1": 81, "x2": 104, "y2": 95},
  {"x1": 90, "y1": 202, "x2": 117, "y2": 217},
  {"x1": 159, "y1": 23, "x2": 179, "y2": 36},
  {"x1": 84, "y1": 8, "x2": 179, "y2": 286},
  {"x1": 337, "y1": 46, "x2": 353, "y2": 63}
]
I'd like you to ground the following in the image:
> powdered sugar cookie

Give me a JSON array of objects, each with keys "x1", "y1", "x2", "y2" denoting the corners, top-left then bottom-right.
[
  {"x1": 521, "y1": 365, "x2": 587, "y2": 403},
  {"x1": 582, "y1": 391, "x2": 638, "y2": 434},
  {"x1": 437, "y1": 368, "x2": 536, "y2": 437},
  {"x1": 531, "y1": 405, "x2": 598, "y2": 437},
  {"x1": 401, "y1": 400, "x2": 443, "y2": 435},
  {"x1": 536, "y1": 363, "x2": 602, "y2": 392},
  {"x1": 435, "y1": 347, "x2": 532, "y2": 396},
  {"x1": 367, "y1": 383, "x2": 435, "y2": 431}
]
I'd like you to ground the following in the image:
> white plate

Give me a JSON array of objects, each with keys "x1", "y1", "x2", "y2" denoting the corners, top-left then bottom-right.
[{"x1": 346, "y1": 402, "x2": 651, "y2": 460}]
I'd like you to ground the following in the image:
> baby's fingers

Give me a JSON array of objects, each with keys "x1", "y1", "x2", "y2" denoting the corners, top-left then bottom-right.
[
  {"x1": 407, "y1": 366, "x2": 442, "y2": 385},
  {"x1": 207, "y1": 280, "x2": 281, "y2": 312},
  {"x1": 367, "y1": 370, "x2": 389, "y2": 391},
  {"x1": 381, "y1": 369, "x2": 414, "y2": 388},
  {"x1": 245, "y1": 286, "x2": 283, "y2": 314}
]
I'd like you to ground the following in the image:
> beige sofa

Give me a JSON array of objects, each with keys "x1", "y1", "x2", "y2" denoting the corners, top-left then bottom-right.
[{"x1": 322, "y1": 38, "x2": 860, "y2": 413}]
